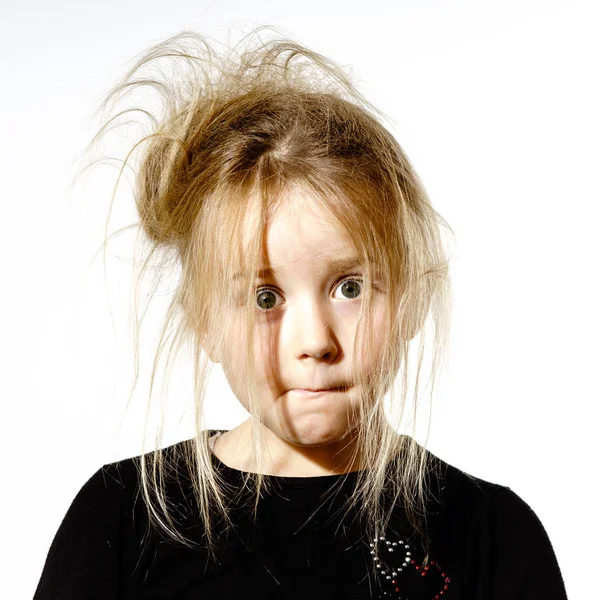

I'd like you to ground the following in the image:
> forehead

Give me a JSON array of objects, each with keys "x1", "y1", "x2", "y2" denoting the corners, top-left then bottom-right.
[{"x1": 237, "y1": 188, "x2": 357, "y2": 273}]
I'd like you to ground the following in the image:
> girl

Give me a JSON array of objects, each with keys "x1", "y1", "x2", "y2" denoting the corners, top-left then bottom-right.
[{"x1": 34, "y1": 30, "x2": 568, "y2": 599}]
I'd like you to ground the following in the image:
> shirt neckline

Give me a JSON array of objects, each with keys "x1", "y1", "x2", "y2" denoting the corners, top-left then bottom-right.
[{"x1": 208, "y1": 429, "x2": 361, "y2": 489}]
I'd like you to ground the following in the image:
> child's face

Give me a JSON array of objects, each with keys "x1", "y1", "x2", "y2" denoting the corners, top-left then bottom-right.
[{"x1": 219, "y1": 188, "x2": 388, "y2": 451}]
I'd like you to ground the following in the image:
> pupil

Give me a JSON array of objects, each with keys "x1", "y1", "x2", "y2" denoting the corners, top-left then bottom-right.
[
  {"x1": 342, "y1": 280, "x2": 361, "y2": 299},
  {"x1": 257, "y1": 290, "x2": 277, "y2": 309}
]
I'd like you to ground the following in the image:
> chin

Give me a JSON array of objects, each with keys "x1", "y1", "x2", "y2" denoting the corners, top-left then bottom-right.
[{"x1": 276, "y1": 419, "x2": 355, "y2": 448}]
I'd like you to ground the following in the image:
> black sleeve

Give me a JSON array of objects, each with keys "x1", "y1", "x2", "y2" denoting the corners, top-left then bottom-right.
[
  {"x1": 33, "y1": 464, "x2": 126, "y2": 599},
  {"x1": 475, "y1": 485, "x2": 569, "y2": 599}
]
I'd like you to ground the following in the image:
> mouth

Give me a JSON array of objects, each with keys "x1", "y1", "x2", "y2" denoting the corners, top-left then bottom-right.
[{"x1": 291, "y1": 386, "x2": 348, "y2": 394}]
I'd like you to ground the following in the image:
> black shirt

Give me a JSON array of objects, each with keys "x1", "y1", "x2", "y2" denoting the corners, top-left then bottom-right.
[{"x1": 33, "y1": 431, "x2": 569, "y2": 599}]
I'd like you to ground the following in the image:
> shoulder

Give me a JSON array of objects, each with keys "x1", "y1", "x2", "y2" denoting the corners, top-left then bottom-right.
[
  {"x1": 443, "y1": 455, "x2": 553, "y2": 539},
  {"x1": 422, "y1": 450, "x2": 568, "y2": 598},
  {"x1": 425, "y1": 448, "x2": 554, "y2": 540},
  {"x1": 33, "y1": 437, "x2": 196, "y2": 599},
  {"x1": 96, "y1": 436, "x2": 198, "y2": 508},
  {"x1": 422, "y1": 446, "x2": 530, "y2": 517}
]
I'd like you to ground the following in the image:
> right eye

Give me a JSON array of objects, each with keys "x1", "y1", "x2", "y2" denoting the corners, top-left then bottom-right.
[{"x1": 255, "y1": 287, "x2": 281, "y2": 311}]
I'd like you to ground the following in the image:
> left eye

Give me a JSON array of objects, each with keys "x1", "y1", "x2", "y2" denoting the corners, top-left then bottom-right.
[{"x1": 333, "y1": 278, "x2": 363, "y2": 300}]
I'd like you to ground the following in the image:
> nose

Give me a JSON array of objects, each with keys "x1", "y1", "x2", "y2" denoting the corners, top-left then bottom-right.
[{"x1": 290, "y1": 297, "x2": 340, "y2": 361}]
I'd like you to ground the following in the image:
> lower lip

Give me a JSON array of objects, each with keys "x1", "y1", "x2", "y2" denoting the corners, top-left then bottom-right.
[{"x1": 291, "y1": 388, "x2": 346, "y2": 396}]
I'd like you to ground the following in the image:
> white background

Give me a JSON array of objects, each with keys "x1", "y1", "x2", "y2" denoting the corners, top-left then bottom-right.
[{"x1": 2, "y1": 0, "x2": 598, "y2": 597}]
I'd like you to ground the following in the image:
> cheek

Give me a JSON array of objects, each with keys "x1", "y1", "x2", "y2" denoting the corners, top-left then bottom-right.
[
  {"x1": 254, "y1": 326, "x2": 283, "y2": 390},
  {"x1": 220, "y1": 322, "x2": 251, "y2": 397},
  {"x1": 371, "y1": 309, "x2": 388, "y2": 349},
  {"x1": 355, "y1": 305, "x2": 388, "y2": 371},
  {"x1": 222, "y1": 320, "x2": 275, "y2": 393}
]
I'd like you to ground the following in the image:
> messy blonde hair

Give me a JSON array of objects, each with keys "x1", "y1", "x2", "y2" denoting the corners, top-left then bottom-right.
[{"x1": 84, "y1": 28, "x2": 453, "y2": 574}]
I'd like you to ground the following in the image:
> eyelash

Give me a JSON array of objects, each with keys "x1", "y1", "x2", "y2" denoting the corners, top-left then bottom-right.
[{"x1": 254, "y1": 276, "x2": 365, "y2": 311}]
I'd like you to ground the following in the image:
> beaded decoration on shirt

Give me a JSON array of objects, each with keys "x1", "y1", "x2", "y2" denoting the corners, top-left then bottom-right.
[{"x1": 369, "y1": 535, "x2": 451, "y2": 599}]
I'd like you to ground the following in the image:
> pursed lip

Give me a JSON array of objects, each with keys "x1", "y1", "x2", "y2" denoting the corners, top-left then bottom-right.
[{"x1": 291, "y1": 386, "x2": 347, "y2": 393}]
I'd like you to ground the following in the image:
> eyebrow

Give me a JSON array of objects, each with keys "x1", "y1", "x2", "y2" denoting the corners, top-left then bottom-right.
[{"x1": 233, "y1": 256, "x2": 377, "y2": 281}]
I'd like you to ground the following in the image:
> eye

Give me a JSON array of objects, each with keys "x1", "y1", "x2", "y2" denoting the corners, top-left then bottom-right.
[
  {"x1": 255, "y1": 288, "x2": 281, "y2": 311},
  {"x1": 333, "y1": 277, "x2": 363, "y2": 300},
  {"x1": 254, "y1": 277, "x2": 364, "y2": 312}
]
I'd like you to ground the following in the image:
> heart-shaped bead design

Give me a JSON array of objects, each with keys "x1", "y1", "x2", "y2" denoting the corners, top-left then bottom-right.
[{"x1": 369, "y1": 535, "x2": 451, "y2": 599}]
